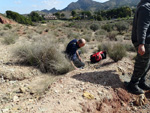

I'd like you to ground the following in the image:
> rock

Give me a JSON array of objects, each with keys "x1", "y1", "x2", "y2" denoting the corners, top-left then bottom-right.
[
  {"x1": 134, "y1": 94, "x2": 146, "y2": 106},
  {"x1": 1, "y1": 108, "x2": 9, "y2": 113},
  {"x1": 9, "y1": 81, "x2": 17, "y2": 84},
  {"x1": 97, "y1": 91, "x2": 103, "y2": 96},
  {"x1": 68, "y1": 90, "x2": 73, "y2": 94},
  {"x1": 0, "y1": 75, "x2": 5, "y2": 83},
  {"x1": 13, "y1": 96, "x2": 19, "y2": 102},
  {"x1": 131, "y1": 106, "x2": 137, "y2": 111},
  {"x1": 117, "y1": 66, "x2": 125, "y2": 75},
  {"x1": 58, "y1": 101, "x2": 60, "y2": 104},
  {"x1": 54, "y1": 90, "x2": 59, "y2": 93},
  {"x1": 19, "y1": 87, "x2": 26, "y2": 93}
]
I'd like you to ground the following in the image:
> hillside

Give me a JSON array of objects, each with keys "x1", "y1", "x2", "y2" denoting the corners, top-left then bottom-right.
[
  {"x1": 0, "y1": 19, "x2": 150, "y2": 112},
  {"x1": 0, "y1": 14, "x2": 16, "y2": 24},
  {"x1": 63, "y1": 0, "x2": 140, "y2": 11},
  {"x1": 40, "y1": 0, "x2": 140, "y2": 14}
]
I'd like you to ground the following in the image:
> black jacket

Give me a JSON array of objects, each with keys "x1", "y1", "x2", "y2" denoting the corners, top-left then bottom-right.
[{"x1": 132, "y1": 0, "x2": 150, "y2": 44}]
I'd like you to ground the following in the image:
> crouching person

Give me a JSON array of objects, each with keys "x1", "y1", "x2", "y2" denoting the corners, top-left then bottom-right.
[{"x1": 65, "y1": 38, "x2": 86, "y2": 69}]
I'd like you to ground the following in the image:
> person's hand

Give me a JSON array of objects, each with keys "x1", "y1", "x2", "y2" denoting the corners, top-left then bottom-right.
[
  {"x1": 138, "y1": 44, "x2": 145, "y2": 56},
  {"x1": 79, "y1": 57, "x2": 82, "y2": 61}
]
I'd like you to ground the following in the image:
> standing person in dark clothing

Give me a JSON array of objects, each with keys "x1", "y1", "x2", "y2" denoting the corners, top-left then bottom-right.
[
  {"x1": 127, "y1": 0, "x2": 150, "y2": 94},
  {"x1": 66, "y1": 38, "x2": 86, "y2": 69}
]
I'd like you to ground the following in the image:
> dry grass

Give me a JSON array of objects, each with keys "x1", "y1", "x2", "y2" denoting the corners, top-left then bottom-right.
[
  {"x1": 98, "y1": 42, "x2": 127, "y2": 62},
  {"x1": 14, "y1": 37, "x2": 73, "y2": 75}
]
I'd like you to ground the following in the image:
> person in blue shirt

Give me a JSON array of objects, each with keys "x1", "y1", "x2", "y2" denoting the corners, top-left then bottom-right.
[{"x1": 66, "y1": 39, "x2": 86, "y2": 69}]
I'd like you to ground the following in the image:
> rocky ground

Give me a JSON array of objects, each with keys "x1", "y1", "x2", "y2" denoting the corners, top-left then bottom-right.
[
  {"x1": 0, "y1": 39, "x2": 150, "y2": 113},
  {"x1": 0, "y1": 22, "x2": 150, "y2": 113}
]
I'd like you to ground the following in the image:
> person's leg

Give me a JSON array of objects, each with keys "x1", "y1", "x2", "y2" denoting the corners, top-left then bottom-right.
[
  {"x1": 128, "y1": 44, "x2": 150, "y2": 94},
  {"x1": 73, "y1": 58, "x2": 85, "y2": 68},
  {"x1": 138, "y1": 45, "x2": 150, "y2": 90}
]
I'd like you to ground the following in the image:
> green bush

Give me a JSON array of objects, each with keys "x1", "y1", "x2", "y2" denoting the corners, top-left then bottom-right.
[
  {"x1": 95, "y1": 35, "x2": 105, "y2": 42},
  {"x1": 115, "y1": 22, "x2": 129, "y2": 34},
  {"x1": 102, "y1": 24, "x2": 113, "y2": 32},
  {"x1": 108, "y1": 43, "x2": 127, "y2": 62},
  {"x1": 4, "y1": 24, "x2": 12, "y2": 29},
  {"x1": 2, "y1": 34, "x2": 18, "y2": 45},
  {"x1": 14, "y1": 39, "x2": 73, "y2": 74},
  {"x1": 95, "y1": 29, "x2": 107, "y2": 35},
  {"x1": 6, "y1": 10, "x2": 32, "y2": 25},
  {"x1": 29, "y1": 12, "x2": 44, "y2": 22},
  {"x1": 97, "y1": 42, "x2": 110, "y2": 52},
  {"x1": 90, "y1": 24, "x2": 99, "y2": 32},
  {"x1": 107, "y1": 32, "x2": 117, "y2": 41},
  {"x1": 123, "y1": 43, "x2": 135, "y2": 52}
]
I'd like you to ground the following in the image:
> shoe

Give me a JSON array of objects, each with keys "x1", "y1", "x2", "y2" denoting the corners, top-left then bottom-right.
[
  {"x1": 127, "y1": 82, "x2": 144, "y2": 95},
  {"x1": 139, "y1": 82, "x2": 150, "y2": 90}
]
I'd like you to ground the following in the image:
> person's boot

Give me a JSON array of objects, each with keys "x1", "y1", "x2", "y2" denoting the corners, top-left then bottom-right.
[
  {"x1": 139, "y1": 82, "x2": 150, "y2": 90},
  {"x1": 127, "y1": 81, "x2": 144, "y2": 95}
]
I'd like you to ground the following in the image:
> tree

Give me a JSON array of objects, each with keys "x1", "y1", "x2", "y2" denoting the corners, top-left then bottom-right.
[
  {"x1": 6, "y1": 10, "x2": 32, "y2": 25},
  {"x1": 54, "y1": 12, "x2": 60, "y2": 18},
  {"x1": 29, "y1": 12, "x2": 43, "y2": 22},
  {"x1": 61, "y1": 13, "x2": 65, "y2": 18},
  {"x1": 71, "y1": 10, "x2": 76, "y2": 17}
]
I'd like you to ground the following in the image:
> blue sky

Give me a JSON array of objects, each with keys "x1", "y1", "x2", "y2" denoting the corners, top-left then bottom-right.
[{"x1": 0, "y1": 0, "x2": 109, "y2": 14}]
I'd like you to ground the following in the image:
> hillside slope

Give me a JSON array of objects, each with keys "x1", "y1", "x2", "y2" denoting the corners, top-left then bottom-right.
[
  {"x1": 63, "y1": 0, "x2": 140, "y2": 11},
  {"x1": 40, "y1": 0, "x2": 140, "y2": 13},
  {"x1": 0, "y1": 21, "x2": 150, "y2": 113},
  {"x1": 0, "y1": 14, "x2": 16, "y2": 24}
]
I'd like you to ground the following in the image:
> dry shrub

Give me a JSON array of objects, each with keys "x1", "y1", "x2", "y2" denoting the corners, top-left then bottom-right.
[
  {"x1": 98, "y1": 42, "x2": 127, "y2": 62},
  {"x1": 107, "y1": 31, "x2": 118, "y2": 41},
  {"x1": 90, "y1": 24, "x2": 99, "y2": 32},
  {"x1": 108, "y1": 43, "x2": 127, "y2": 62},
  {"x1": 123, "y1": 42, "x2": 135, "y2": 52},
  {"x1": 97, "y1": 42, "x2": 110, "y2": 52},
  {"x1": 82, "y1": 34, "x2": 92, "y2": 42},
  {"x1": 67, "y1": 32, "x2": 80, "y2": 40},
  {"x1": 95, "y1": 29, "x2": 107, "y2": 35},
  {"x1": 2, "y1": 33, "x2": 18, "y2": 45},
  {"x1": 95, "y1": 35, "x2": 106, "y2": 42},
  {"x1": 15, "y1": 38, "x2": 73, "y2": 74},
  {"x1": 115, "y1": 21, "x2": 129, "y2": 34}
]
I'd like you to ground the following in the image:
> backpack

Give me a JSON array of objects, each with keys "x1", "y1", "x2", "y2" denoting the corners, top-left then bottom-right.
[{"x1": 90, "y1": 51, "x2": 106, "y2": 63}]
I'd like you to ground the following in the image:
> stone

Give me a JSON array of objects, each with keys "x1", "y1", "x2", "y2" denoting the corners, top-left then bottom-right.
[
  {"x1": 13, "y1": 96, "x2": 19, "y2": 102},
  {"x1": 1, "y1": 108, "x2": 9, "y2": 113}
]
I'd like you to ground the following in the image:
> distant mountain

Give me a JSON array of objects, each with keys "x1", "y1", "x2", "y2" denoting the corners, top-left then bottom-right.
[
  {"x1": 41, "y1": 8, "x2": 60, "y2": 14},
  {"x1": 63, "y1": 0, "x2": 103, "y2": 11},
  {"x1": 40, "y1": 0, "x2": 140, "y2": 14},
  {"x1": 63, "y1": 0, "x2": 140, "y2": 11},
  {"x1": 102, "y1": 0, "x2": 140, "y2": 9}
]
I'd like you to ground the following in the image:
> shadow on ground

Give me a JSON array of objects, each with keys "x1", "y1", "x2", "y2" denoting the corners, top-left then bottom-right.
[{"x1": 72, "y1": 70, "x2": 124, "y2": 89}]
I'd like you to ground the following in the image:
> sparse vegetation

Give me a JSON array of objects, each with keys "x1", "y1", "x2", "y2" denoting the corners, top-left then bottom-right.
[
  {"x1": 108, "y1": 43, "x2": 127, "y2": 62},
  {"x1": 115, "y1": 21, "x2": 129, "y2": 34},
  {"x1": 102, "y1": 23, "x2": 113, "y2": 32},
  {"x1": 2, "y1": 33, "x2": 18, "y2": 45},
  {"x1": 14, "y1": 38, "x2": 73, "y2": 74},
  {"x1": 90, "y1": 24, "x2": 99, "y2": 32},
  {"x1": 4, "y1": 24, "x2": 12, "y2": 29}
]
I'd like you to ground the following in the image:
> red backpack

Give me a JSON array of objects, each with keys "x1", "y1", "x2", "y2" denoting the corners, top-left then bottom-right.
[{"x1": 90, "y1": 51, "x2": 106, "y2": 63}]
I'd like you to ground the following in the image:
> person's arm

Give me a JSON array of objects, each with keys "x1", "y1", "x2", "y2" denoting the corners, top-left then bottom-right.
[
  {"x1": 137, "y1": 7, "x2": 150, "y2": 55},
  {"x1": 70, "y1": 61, "x2": 78, "y2": 70},
  {"x1": 76, "y1": 51, "x2": 82, "y2": 61}
]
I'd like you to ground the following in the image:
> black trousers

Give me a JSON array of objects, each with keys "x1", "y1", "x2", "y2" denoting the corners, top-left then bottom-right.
[
  {"x1": 73, "y1": 58, "x2": 85, "y2": 68},
  {"x1": 131, "y1": 43, "x2": 150, "y2": 83}
]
